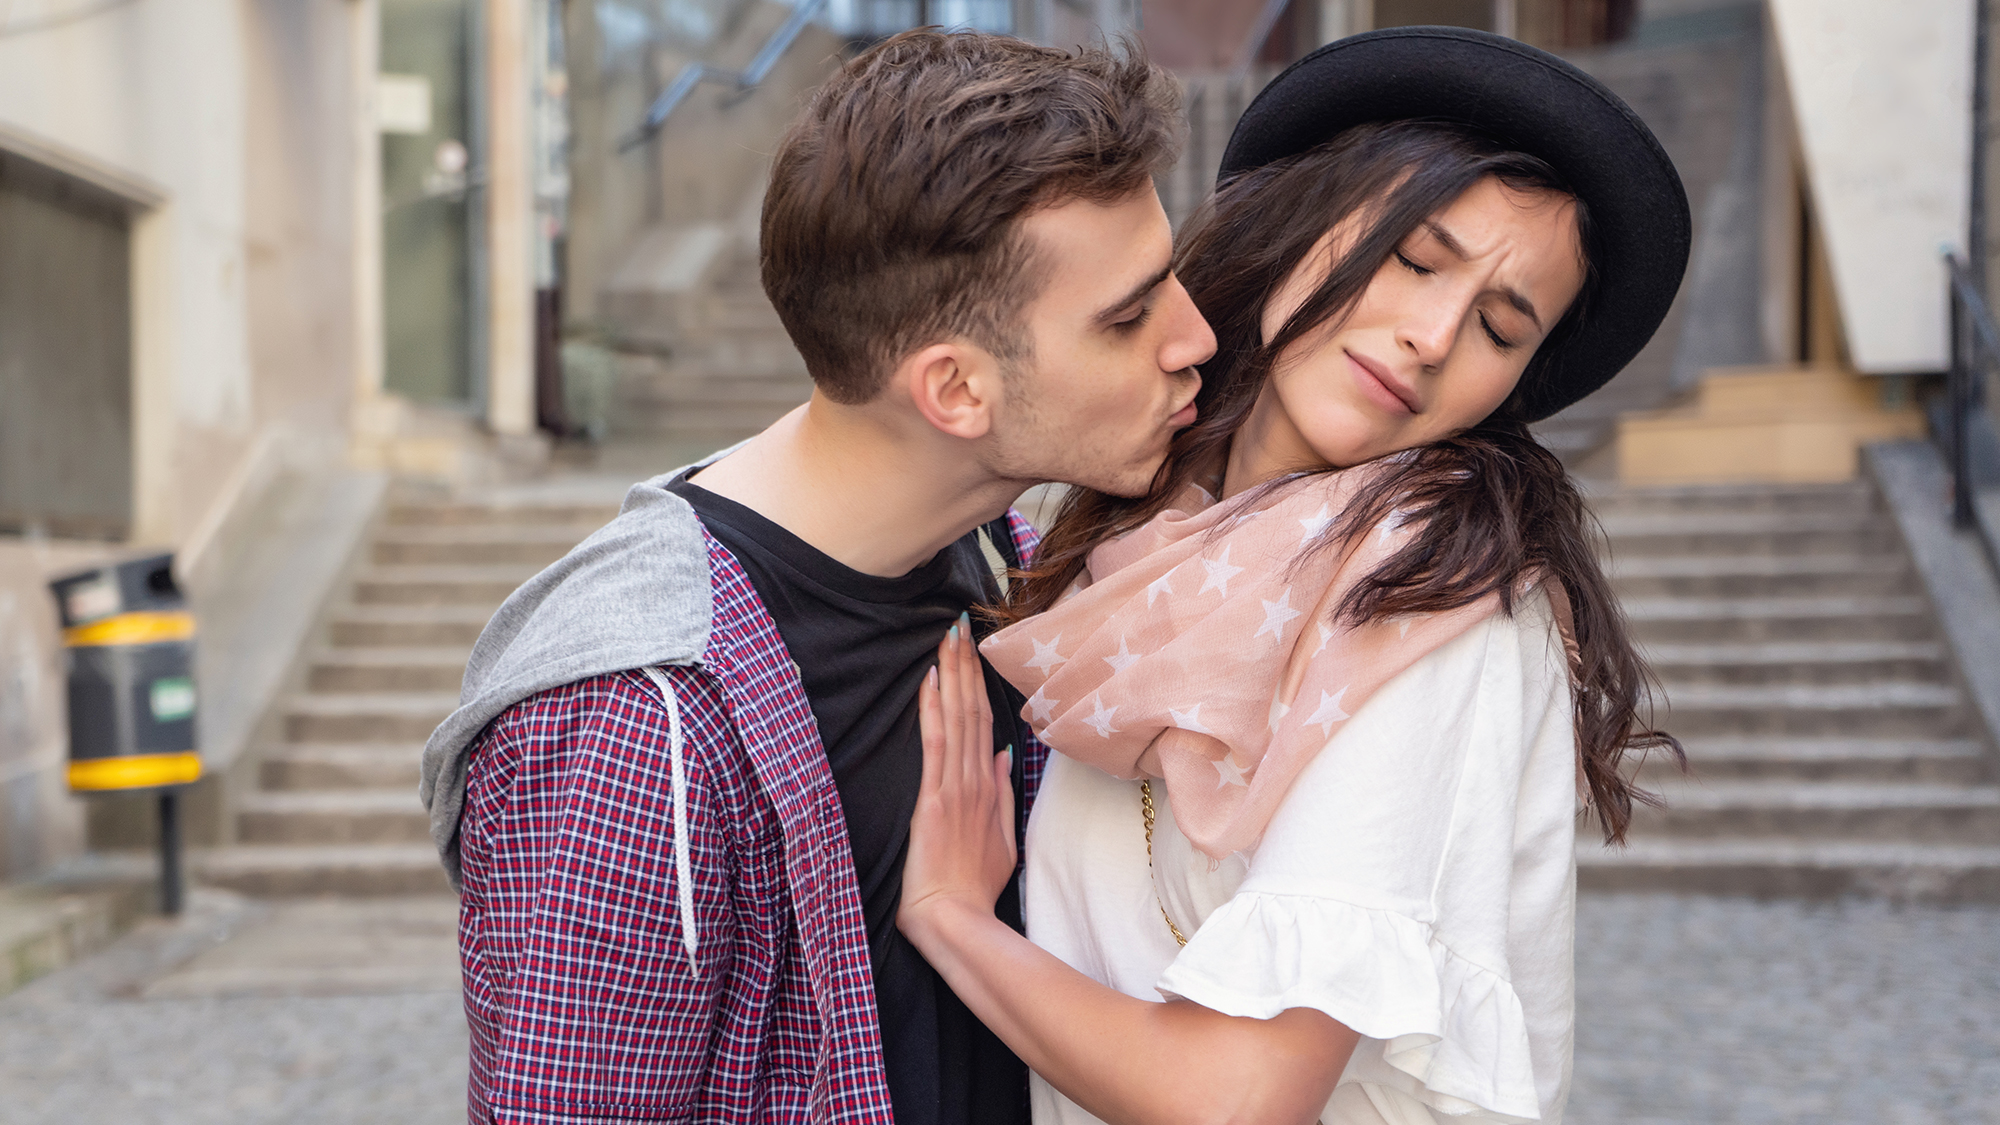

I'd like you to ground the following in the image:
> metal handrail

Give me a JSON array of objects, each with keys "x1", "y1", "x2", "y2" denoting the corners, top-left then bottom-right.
[
  {"x1": 619, "y1": 0, "x2": 830, "y2": 153},
  {"x1": 1229, "y1": 0, "x2": 1294, "y2": 80},
  {"x1": 1945, "y1": 253, "x2": 2000, "y2": 567}
]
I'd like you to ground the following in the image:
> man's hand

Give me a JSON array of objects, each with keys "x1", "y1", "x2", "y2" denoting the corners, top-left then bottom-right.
[{"x1": 899, "y1": 614, "x2": 1016, "y2": 940}]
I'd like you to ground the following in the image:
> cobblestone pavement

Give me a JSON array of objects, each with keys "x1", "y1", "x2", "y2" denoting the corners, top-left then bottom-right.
[
  {"x1": 0, "y1": 891, "x2": 467, "y2": 1125},
  {"x1": 2, "y1": 890, "x2": 1997, "y2": 1123},
  {"x1": 1570, "y1": 893, "x2": 2000, "y2": 1125}
]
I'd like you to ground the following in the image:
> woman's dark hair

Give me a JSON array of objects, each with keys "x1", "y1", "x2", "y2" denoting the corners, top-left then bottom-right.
[{"x1": 1006, "y1": 120, "x2": 1682, "y2": 843}]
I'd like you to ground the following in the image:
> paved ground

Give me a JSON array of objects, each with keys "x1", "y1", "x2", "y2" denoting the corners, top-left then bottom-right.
[
  {"x1": 1, "y1": 890, "x2": 1996, "y2": 1123},
  {"x1": 1569, "y1": 894, "x2": 2000, "y2": 1125},
  {"x1": 0, "y1": 891, "x2": 466, "y2": 1125}
]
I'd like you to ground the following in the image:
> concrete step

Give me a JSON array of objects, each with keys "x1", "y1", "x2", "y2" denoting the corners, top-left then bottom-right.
[
  {"x1": 1584, "y1": 480, "x2": 1876, "y2": 517},
  {"x1": 382, "y1": 502, "x2": 620, "y2": 528},
  {"x1": 308, "y1": 647, "x2": 471, "y2": 692},
  {"x1": 703, "y1": 304, "x2": 788, "y2": 333},
  {"x1": 1607, "y1": 553, "x2": 1914, "y2": 598},
  {"x1": 1656, "y1": 681, "x2": 1967, "y2": 737},
  {"x1": 0, "y1": 865, "x2": 156, "y2": 997},
  {"x1": 195, "y1": 845, "x2": 452, "y2": 896},
  {"x1": 371, "y1": 524, "x2": 600, "y2": 567},
  {"x1": 283, "y1": 692, "x2": 459, "y2": 743},
  {"x1": 620, "y1": 370, "x2": 815, "y2": 404},
  {"x1": 1577, "y1": 837, "x2": 2000, "y2": 901},
  {"x1": 260, "y1": 743, "x2": 425, "y2": 790},
  {"x1": 699, "y1": 337, "x2": 809, "y2": 377},
  {"x1": 352, "y1": 564, "x2": 537, "y2": 606},
  {"x1": 1598, "y1": 510, "x2": 1901, "y2": 556},
  {"x1": 1531, "y1": 419, "x2": 1607, "y2": 458},
  {"x1": 1641, "y1": 640, "x2": 1950, "y2": 684},
  {"x1": 620, "y1": 343, "x2": 809, "y2": 382},
  {"x1": 1651, "y1": 737, "x2": 1991, "y2": 783},
  {"x1": 329, "y1": 605, "x2": 492, "y2": 647},
  {"x1": 236, "y1": 789, "x2": 431, "y2": 845},
  {"x1": 617, "y1": 402, "x2": 811, "y2": 436},
  {"x1": 1623, "y1": 595, "x2": 1934, "y2": 642},
  {"x1": 1631, "y1": 781, "x2": 2000, "y2": 842}
]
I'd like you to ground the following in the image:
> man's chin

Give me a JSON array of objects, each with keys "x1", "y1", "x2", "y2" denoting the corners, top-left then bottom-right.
[{"x1": 1061, "y1": 461, "x2": 1165, "y2": 500}]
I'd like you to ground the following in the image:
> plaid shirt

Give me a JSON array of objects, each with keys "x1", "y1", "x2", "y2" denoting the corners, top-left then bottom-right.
[{"x1": 458, "y1": 513, "x2": 1046, "y2": 1124}]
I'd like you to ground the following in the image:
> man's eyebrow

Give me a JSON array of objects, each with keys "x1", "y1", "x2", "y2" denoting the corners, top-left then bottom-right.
[
  {"x1": 1092, "y1": 263, "x2": 1173, "y2": 325},
  {"x1": 1421, "y1": 219, "x2": 1544, "y2": 330}
]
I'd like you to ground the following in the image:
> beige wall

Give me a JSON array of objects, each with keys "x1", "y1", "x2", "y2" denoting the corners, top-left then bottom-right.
[
  {"x1": 0, "y1": 0, "x2": 360, "y2": 880},
  {"x1": 0, "y1": 539, "x2": 121, "y2": 881},
  {"x1": 1769, "y1": 0, "x2": 1973, "y2": 374}
]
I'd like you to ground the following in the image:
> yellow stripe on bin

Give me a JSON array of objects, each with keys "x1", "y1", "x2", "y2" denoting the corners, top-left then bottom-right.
[
  {"x1": 62, "y1": 611, "x2": 196, "y2": 648},
  {"x1": 68, "y1": 752, "x2": 203, "y2": 791}
]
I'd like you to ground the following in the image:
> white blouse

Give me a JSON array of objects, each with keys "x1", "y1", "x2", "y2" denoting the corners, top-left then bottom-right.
[{"x1": 1023, "y1": 589, "x2": 1578, "y2": 1125}]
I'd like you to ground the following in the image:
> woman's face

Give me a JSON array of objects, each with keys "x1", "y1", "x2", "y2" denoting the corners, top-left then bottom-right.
[{"x1": 1227, "y1": 175, "x2": 1586, "y2": 489}]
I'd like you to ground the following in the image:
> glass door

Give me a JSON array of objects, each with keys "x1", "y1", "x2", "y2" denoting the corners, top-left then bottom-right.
[{"x1": 380, "y1": 0, "x2": 479, "y2": 405}]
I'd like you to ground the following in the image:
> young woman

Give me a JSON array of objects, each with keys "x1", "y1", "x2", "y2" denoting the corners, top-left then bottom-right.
[{"x1": 897, "y1": 29, "x2": 1690, "y2": 1125}]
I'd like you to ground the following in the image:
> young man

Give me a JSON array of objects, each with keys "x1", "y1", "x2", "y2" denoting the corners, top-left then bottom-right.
[{"x1": 418, "y1": 30, "x2": 1216, "y2": 1125}]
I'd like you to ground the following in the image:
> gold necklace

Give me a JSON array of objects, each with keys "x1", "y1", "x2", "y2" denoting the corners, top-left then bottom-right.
[{"x1": 1139, "y1": 779, "x2": 1189, "y2": 948}]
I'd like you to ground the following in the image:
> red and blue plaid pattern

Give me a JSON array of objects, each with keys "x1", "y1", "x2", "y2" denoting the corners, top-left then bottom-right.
[{"x1": 459, "y1": 517, "x2": 1046, "y2": 1123}]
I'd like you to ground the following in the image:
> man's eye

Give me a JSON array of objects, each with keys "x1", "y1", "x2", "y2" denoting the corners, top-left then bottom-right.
[
  {"x1": 1112, "y1": 305, "x2": 1154, "y2": 333},
  {"x1": 1395, "y1": 251, "x2": 1433, "y2": 276}
]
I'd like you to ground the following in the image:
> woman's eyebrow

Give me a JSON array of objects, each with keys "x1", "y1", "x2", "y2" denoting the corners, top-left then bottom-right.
[
  {"x1": 1092, "y1": 263, "x2": 1172, "y2": 326},
  {"x1": 1422, "y1": 220, "x2": 1544, "y2": 329}
]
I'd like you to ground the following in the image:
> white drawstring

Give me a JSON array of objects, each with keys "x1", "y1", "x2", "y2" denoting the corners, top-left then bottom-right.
[{"x1": 639, "y1": 665, "x2": 698, "y2": 973}]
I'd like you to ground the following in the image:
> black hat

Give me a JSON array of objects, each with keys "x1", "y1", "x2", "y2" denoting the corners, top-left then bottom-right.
[{"x1": 1219, "y1": 27, "x2": 1691, "y2": 422}]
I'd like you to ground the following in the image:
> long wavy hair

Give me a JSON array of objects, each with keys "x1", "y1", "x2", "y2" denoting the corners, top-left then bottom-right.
[{"x1": 1006, "y1": 121, "x2": 1682, "y2": 843}]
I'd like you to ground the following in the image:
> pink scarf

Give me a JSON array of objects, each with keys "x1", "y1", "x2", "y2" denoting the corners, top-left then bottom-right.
[{"x1": 983, "y1": 470, "x2": 1514, "y2": 859}]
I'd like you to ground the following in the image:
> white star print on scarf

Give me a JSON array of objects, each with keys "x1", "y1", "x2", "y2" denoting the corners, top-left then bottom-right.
[{"x1": 982, "y1": 469, "x2": 1540, "y2": 859}]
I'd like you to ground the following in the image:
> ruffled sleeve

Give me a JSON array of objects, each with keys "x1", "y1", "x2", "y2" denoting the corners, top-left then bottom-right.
[
  {"x1": 1157, "y1": 893, "x2": 1541, "y2": 1122},
  {"x1": 1153, "y1": 590, "x2": 1576, "y2": 1123}
]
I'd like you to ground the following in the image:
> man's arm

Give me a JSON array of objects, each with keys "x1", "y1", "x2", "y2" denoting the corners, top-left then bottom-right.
[{"x1": 460, "y1": 669, "x2": 752, "y2": 1124}]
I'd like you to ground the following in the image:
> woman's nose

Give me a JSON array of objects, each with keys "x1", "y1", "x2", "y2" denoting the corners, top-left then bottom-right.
[{"x1": 1397, "y1": 299, "x2": 1463, "y2": 367}]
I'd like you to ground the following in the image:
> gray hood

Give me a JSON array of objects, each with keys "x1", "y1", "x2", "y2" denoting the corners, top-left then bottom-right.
[{"x1": 418, "y1": 470, "x2": 716, "y2": 885}]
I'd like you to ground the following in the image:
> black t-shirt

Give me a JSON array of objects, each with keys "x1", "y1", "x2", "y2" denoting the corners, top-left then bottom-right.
[{"x1": 668, "y1": 471, "x2": 1031, "y2": 1125}]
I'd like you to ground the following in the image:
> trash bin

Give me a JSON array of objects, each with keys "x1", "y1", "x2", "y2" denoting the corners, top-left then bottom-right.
[
  {"x1": 48, "y1": 554, "x2": 200, "y2": 792},
  {"x1": 49, "y1": 553, "x2": 197, "y2": 914}
]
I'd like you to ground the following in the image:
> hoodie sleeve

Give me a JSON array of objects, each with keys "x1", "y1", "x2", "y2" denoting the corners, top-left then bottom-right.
[{"x1": 457, "y1": 667, "x2": 800, "y2": 1123}]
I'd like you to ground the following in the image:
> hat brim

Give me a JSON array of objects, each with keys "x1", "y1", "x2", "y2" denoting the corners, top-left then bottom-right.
[{"x1": 1219, "y1": 27, "x2": 1692, "y2": 422}]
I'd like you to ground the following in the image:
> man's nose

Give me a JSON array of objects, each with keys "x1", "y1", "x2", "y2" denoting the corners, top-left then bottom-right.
[{"x1": 1159, "y1": 276, "x2": 1217, "y2": 374}]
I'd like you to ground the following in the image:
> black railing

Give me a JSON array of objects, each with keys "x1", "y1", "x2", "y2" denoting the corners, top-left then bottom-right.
[
  {"x1": 1945, "y1": 252, "x2": 2000, "y2": 564},
  {"x1": 619, "y1": 0, "x2": 830, "y2": 152}
]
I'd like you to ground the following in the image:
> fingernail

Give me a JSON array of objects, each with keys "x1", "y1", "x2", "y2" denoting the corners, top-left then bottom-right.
[
  {"x1": 927, "y1": 665, "x2": 938, "y2": 688},
  {"x1": 948, "y1": 623, "x2": 959, "y2": 644}
]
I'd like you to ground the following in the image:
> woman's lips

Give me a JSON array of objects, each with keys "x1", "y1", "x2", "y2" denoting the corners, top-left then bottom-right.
[{"x1": 1347, "y1": 350, "x2": 1420, "y2": 415}]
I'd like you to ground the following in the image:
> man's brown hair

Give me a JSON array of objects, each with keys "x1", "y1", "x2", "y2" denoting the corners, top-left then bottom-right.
[{"x1": 761, "y1": 30, "x2": 1181, "y2": 404}]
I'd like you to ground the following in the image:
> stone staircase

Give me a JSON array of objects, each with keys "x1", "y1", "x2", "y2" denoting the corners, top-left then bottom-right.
[
  {"x1": 193, "y1": 473, "x2": 1999, "y2": 901},
  {"x1": 612, "y1": 235, "x2": 814, "y2": 453},
  {"x1": 196, "y1": 490, "x2": 621, "y2": 895},
  {"x1": 1577, "y1": 478, "x2": 2000, "y2": 900}
]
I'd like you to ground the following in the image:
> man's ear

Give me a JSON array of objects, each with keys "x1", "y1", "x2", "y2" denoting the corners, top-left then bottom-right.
[{"x1": 899, "y1": 340, "x2": 1000, "y2": 440}]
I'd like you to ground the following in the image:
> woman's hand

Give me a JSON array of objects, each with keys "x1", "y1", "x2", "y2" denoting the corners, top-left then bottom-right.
[
  {"x1": 890, "y1": 622, "x2": 1356, "y2": 1125},
  {"x1": 899, "y1": 614, "x2": 1016, "y2": 940}
]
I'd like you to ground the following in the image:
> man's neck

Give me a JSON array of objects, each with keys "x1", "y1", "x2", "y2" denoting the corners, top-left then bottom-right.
[{"x1": 687, "y1": 398, "x2": 1027, "y2": 578}]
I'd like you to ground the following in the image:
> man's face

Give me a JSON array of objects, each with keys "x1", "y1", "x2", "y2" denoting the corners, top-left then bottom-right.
[{"x1": 982, "y1": 187, "x2": 1216, "y2": 497}]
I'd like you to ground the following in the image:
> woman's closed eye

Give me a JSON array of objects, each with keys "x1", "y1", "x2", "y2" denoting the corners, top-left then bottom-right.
[
  {"x1": 1480, "y1": 311, "x2": 1517, "y2": 351},
  {"x1": 1394, "y1": 250, "x2": 1433, "y2": 277}
]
